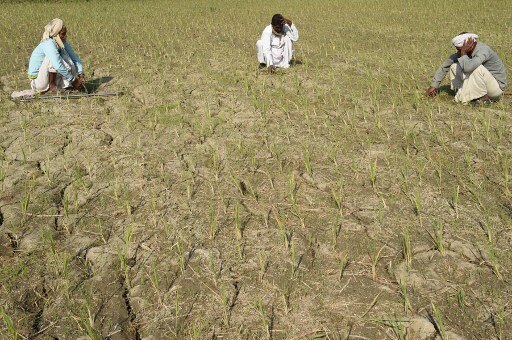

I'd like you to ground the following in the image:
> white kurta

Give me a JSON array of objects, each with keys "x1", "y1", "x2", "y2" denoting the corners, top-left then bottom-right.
[{"x1": 256, "y1": 23, "x2": 299, "y2": 68}]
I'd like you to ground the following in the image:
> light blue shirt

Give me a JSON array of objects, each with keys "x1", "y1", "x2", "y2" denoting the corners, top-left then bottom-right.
[{"x1": 27, "y1": 39, "x2": 83, "y2": 81}]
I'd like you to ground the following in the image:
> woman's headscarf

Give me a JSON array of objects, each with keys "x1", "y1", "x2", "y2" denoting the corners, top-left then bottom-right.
[{"x1": 42, "y1": 18, "x2": 65, "y2": 49}]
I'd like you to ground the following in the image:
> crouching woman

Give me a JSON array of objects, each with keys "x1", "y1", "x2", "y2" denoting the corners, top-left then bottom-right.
[{"x1": 27, "y1": 18, "x2": 85, "y2": 93}]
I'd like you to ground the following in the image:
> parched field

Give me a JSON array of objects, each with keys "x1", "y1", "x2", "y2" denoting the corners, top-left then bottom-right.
[{"x1": 1, "y1": 0, "x2": 511, "y2": 339}]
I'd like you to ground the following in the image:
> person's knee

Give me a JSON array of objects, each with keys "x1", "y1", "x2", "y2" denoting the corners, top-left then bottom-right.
[
  {"x1": 473, "y1": 65, "x2": 489, "y2": 77},
  {"x1": 256, "y1": 40, "x2": 263, "y2": 48}
]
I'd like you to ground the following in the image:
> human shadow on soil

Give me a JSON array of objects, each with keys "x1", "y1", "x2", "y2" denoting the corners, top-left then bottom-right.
[
  {"x1": 437, "y1": 85, "x2": 455, "y2": 96},
  {"x1": 85, "y1": 76, "x2": 113, "y2": 93}
]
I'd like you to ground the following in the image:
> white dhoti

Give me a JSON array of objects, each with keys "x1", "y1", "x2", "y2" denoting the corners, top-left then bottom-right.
[
  {"x1": 31, "y1": 54, "x2": 78, "y2": 93},
  {"x1": 450, "y1": 64, "x2": 503, "y2": 104},
  {"x1": 256, "y1": 36, "x2": 294, "y2": 68}
]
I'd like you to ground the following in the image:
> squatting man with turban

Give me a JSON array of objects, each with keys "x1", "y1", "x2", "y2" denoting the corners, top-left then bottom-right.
[
  {"x1": 427, "y1": 33, "x2": 507, "y2": 105},
  {"x1": 256, "y1": 14, "x2": 299, "y2": 72},
  {"x1": 27, "y1": 18, "x2": 85, "y2": 93}
]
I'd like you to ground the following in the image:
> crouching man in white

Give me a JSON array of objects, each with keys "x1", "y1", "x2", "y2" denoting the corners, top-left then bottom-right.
[
  {"x1": 427, "y1": 32, "x2": 506, "y2": 105},
  {"x1": 256, "y1": 14, "x2": 299, "y2": 72},
  {"x1": 27, "y1": 18, "x2": 85, "y2": 93}
]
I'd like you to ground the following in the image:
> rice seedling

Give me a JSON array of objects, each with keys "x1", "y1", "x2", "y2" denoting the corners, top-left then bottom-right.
[
  {"x1": 399, "y1": 273, "x2": 412, "y2": 314},
  {"x1": 450, "y1": 185, "x2": 460, "y2": 219},
  {"x1": 373, "y1": 317, "x2": 406, "y2": 340},
  {"x1": 484, "y1": 242, "x2": 503, "y2": 281},
  {"x1": 304, "y1": 148, "x2": 313, "y2": 177},
  {"x1": 331, "y1": 220, "x2": 342, "y2": 250},
  {"x1": 491, "y1": 306, "x2": 506, "y2": 340},
  {"x1": 338, "y1": 253, "x2": 349, "y2": 282},
  {"x1": 369, "y1": 245, "x2": 385, "y2": 280},
  {"x1": 369, "y1": 159, "x2": 378, "y2": 189},
  {"x1": 401, "y1": 228, "x2": 412, "y2": 266},
  {"x1": 0, "y1": 306, "x2": 18, "y2": 340},
  {"x1": 430, "y1": 303, "x2": 446, "y2": 339},
  {"x1": 233, "y1": 202, "x2": 243, "y2": 240},
  {"x1": 254, "y1": 298, "x2": 271, "y2": 338},
  {"x1": 454, "y1": 287, "x2": 466, "y2": 309}
]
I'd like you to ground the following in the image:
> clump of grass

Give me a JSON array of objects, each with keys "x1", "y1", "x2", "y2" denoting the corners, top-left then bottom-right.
[
  {"x1": 304, "y1": 148, "x2": 313, "y2": 176},
  {"x1": 331, "y1": 177, "x2": 344, "y2": 215},
  {"x1": 373, "y1": 317, "x2": 406, "y2": 340},
  {"x1": 399, "y1": 273, "x2": 411, "y2": 313},
  {"x1": 369, "y1": 159, "x2": 378, "y2": 189},
  {"x1": 401, "y1": 228, "x2": 412, "y2": 266},
  {"x1": 430, "y1": 303, "x2": 446, "y2": 339},
  {"x1": 427, "y1": 220, "x2": 444, "y2": 254},
  {"x1": 254, "y1": 298, "x2": 272, "y2": 338},
  {"x1": 450, "y1": 185, "x2": 460, "y2": 219},
  {"x1": 370, "y1": 245, "x2": 385, "y2": 280},
  {"x1": 338, "y1": 253, "x2": 349, "y2": 282},
  {"x1": 0, "y1": 306, "x2": 18, "y2": 340}
]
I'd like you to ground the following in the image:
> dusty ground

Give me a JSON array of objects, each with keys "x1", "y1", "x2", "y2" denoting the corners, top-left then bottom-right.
[{"x1": 1, "y1": 0, "x2": 511, "y2": 339}]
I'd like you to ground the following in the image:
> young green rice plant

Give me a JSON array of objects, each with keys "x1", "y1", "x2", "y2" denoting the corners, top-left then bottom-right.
[
  {"x1": 237, "y1": 240, "x2": 245, "y2": 260},
  {"x1": 373, "y1": 317, "x2": 406, "y2": 340},
  {"x1": 450, "y1": 185, "x2": 460, "y2": 219},
  {"x1": 482, "y1": 113, "x2": 491, "y2": 143},
  {"x1": 411, "y1": 187, "x2": 423, "y2": 226},
  {"x1": 234, "y1": 202, "x2": 243, "y2": 240},
  {"x1": 430, "y1": 303, "x2": 446, "y2": 339},
  {"x1": 360, "y1": 291, "x2": 382, "y2": 318},
  {"x1": 491, "y1": 306, "x2": 506, "y2": 340},
  {"x1": 209, "y1": 202, "x2": 218, "y2": 240},
  {"x1": 191, "y1": 323, "x2": 203, "y2": 340},
  {"x1": 331, "y1": 177, "x2": 344, "y2": 215},
  {"x1": 279, "y1": 280, "x2": 293, "y2": 315},
  {"x1": 62, "y1": 192, "x2": 70, "y2": 218},
  {"x1": 274, "y1": 209, "x2": 292, "y2": 250},
  {"x1": 148, "y1": 262, "x2": 161, "y2": 304},
  {"x1": 208, "y1": 253, "x2": 222, "y2": 285},
  {"x1": 454, "y1": 287, "x2": 466, "y2": 309},
  {"x1": 0, "y1": 306, "x2": 18, "y2": 340},
  {"x1": 0, "y1": 160, "x2": 4, "y2": 186},
  {"x1": 370, "y1": 245, "x2": 385, "y2": 280},
  {"x1": 289, "y1": 171, "x2": 297, "y2": 206},
  {"x1": 258, "y1": 253, "x2": 268, "y2": 282},
  {"x1": 176, "y1": 232, "x2": 186, "y2": 272},
  {"x1": 427, "y1": 220, "x2": 445, "y2": 254},
  {"x1": 484, "y1": 242, "x2": 503, "y2": 280},
  {"x1": 500, "y1": 154, "x2": 510, "y2": 196},
  {"x1": 399, "y1": 273, "x2": 412, "y2": 314},
  {"x1": 401, "y1": 228, "x2": 412, "y2": 266},
  {"x1": 369, "y1": 159, "x2": 378, "y2": 189},
  {"x1": 117, "y1": 246, "x2": 128, "y2": 276},
  {"x1": 254, "y1": 298, "x2": 271, "y2": 338},
  {"x1": 290, "y1": 241, "x2": 300, "y2": 277},
  {"x1": 175, "y1": 289, "x2": 181, "y2": 335},
  {"x1": 20, "y1": 191, "x2": 30, "y2": 221},
  {"x1": 304, "y1": 148, "x2": 313, "y2": 177},
  {"x1": 338, "y1": 253, "x2": 349, "y2": 282},
  {"x1": 331, "y1": 220, "x2": 341, "y2": 250},
  {"x1": 220, "y1": 285, "x2": 230, "y2": 326},
  {"x1": 79, "y1": 302, "x2": 100, "y2": 340}
]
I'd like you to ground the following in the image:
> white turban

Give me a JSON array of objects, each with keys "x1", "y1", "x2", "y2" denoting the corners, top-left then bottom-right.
[
  {"x1": 42, "y1": 18, "x2": 65, "y2": 49},
  {"x1": 451, "y1": 33, "x2": 478, "y2": 48}
]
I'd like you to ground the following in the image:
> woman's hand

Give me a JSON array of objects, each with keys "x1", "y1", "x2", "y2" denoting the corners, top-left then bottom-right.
[{"x1": 72, "y1": 74, "x2": 85, "y2": 88}]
